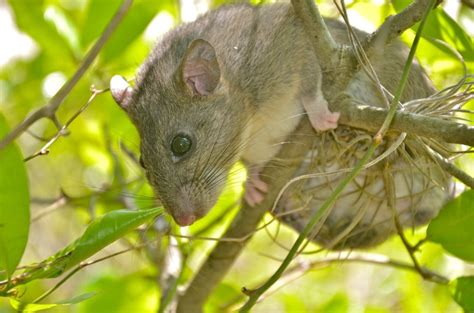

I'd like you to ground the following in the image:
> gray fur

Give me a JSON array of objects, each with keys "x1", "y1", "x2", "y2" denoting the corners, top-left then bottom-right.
[{"x1": 112, "y1": 3, "x2": 435, "y2": 226}]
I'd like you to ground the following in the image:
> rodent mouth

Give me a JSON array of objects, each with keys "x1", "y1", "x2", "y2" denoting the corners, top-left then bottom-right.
[
  {"x1": 169, "y1": 207, "x2": 208, "y2": 226},
  {"x1": 156, "y1": 179, "x2": 222, "y2": 227},
  {"x1": 173, "y1": 213, "x2": 197, "y2": 226},
  {"x1": 162, "y1": 199, "x2": 209, "y2": 227}
]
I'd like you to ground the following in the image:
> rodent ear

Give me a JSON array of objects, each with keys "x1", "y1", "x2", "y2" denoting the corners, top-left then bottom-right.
[
  {"x1": 110, "y1": 75, "x2": 133, "y2": 110},
  {"x1": 181, "y1": 39, "x2": 221, "y2": 96}
]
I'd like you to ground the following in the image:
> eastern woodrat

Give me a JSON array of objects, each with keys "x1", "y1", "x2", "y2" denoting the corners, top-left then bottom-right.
[{"x1": 110, "y1": 3, "x2": 447, "y2": 248}]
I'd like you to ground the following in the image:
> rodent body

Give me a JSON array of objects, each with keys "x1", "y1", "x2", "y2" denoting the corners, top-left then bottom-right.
[
  {"x1": 276, "y1": 132, "x2": 450, "y2": 249},
  {"x1": 110, "y1": 3, "x2": 446, "y2": 241}
]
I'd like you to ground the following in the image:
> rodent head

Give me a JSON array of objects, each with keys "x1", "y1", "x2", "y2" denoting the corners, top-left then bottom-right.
[{"x1": 110, "y1": 39, "x2": 248, "y2": 226}]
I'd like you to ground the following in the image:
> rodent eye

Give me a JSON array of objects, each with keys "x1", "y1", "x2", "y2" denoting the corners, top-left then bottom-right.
[{"x1": 171, "y1": 134, "x2": 192, "y2": 157}]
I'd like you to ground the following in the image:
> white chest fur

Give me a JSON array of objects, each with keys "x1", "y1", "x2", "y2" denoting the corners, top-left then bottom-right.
[{"x1": 241, "y1": 88, "x2": 304, "y2": 166}]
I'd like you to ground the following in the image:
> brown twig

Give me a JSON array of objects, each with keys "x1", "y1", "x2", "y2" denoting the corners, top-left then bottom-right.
[
  {"x1": 433, "y1": 153, "x2": 474, "y2": 189},
  {"x1": 333, "y1": 98, "x2": 474, "y2": 147},
  {"x1": 32, "y1": 243, "x2": 143, "y2": 303},
  {"x1": 31, "y1": 192, "x2": 69, "y2": 222},
  {"x1": 23, "y1": 88, "x2": 105, "y2": 161},
  {"x1": 0, "y1": 0, "x2": 133, "y2": 150},
  {"x1": 225, "y1": 251, "x2": 448, "y2": 310},
  {"x1": 383, "y1": 162, "x2": 449, "y2": 285},
  {"x1": 30, "y1": 177, "x2": 147, "y2": 222},
  {"x1": 363, "y1": 0, "x2": 431, "y2": 54}
]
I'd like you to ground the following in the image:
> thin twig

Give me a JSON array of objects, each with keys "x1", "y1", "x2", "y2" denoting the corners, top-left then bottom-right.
[
  {"x1": 387, "y1": 171, "x2": 449, "y2": 284},
  {"x1": 23, "y1": 88, "x2": 106, "y2": 162},
  {"x1": 363, "y1": 0, "x2": 431, "y2": 55},
  {"x1": 0, "y1": 0, "x2": 133, "y2": 150},
  {"x1": 32, "y1": 245, "x2": 141, "y2": 303},
  {"x1": 433, "y1": 153, "x2": 474, "y2": 188},
  {"x1": 226, "y1": 252, "x2": 447, "y2": 310},
  {"x1": 31, "y1": 193, "x2": 68, "y2": 222}
]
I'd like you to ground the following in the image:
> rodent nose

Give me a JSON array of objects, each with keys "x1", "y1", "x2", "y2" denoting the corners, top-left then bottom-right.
[{"x1": 174, "y1": 214, "x2": 196, "y2": 226}]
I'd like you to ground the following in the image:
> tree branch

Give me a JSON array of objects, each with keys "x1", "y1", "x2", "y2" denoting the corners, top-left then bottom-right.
[
  {"x1": 333, "y1": 98, "x2": 474, "y2": 147},
  {"x1": 363, "y1": 0, "x2": 432, "y2": 53},
  {"x1": 0, "y1": 0, "x2": 133, "y2": 150},
  {"x1": 433, "y1": 153, "x2": 474, "y2": 189}
]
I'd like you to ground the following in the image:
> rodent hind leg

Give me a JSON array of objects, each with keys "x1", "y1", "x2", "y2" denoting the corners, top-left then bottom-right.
[
  {"x1": 244, "y1": 167, "x2": 268, "y2": 207},
  {"x1": 302, "y1": 92, "x2": 340, "y2": 132}
]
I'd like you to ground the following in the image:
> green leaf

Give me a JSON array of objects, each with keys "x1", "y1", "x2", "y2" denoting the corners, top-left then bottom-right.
[
  {"x1": 0, "y1": 114, "x2": 30, "y2": 280},
  {"x1": 205, "y1": 283, "x2": 243, "y2": 313},
  {"x1": 10, "y1": 292, "x2": 96, "y2": 312},
  {"x1": 7, "y1": 0, "x2": 75, "y2": 64},
  {"x1": 450, "y1": 276, "x2": 474, "y2": 312},
  {"x1": 80, "y1": 0, "x2": 122, "y2": 48},
  {"x1": 77, "y1": 273, "x2": 158, "y2": 313},
  {"x1": 44, "y1": 4, "x2": 82, "y2": 57},
  {"x1": 63, "y1": 208, "x2": 162, "y2": 269},
  {"x1": 320, "y1": 293, "x2": 349, "y2": 313},
  {"x1": 8, "y1": 208, "x2": 162, "y2": 287},
  {"x1": 431, "y1": 9, "x2": 473, "y2": 62},
  {"x1": 81, "y1": 0, "x2": 174, "y2": 62},
  {"x1": 427, "y1": 190, "x2": 474, "y2": 262},
  {"x1": 392, "y1": 1, "x2": 473, "y2": 62}
]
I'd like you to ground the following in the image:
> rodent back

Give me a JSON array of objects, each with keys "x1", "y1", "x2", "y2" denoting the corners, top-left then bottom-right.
[
  {"x1": 138, "y1": 4, "x2": 318, "y2": 103},
  {"x1": 322, "y1": 19, "x2": 436, "y2": 103}
]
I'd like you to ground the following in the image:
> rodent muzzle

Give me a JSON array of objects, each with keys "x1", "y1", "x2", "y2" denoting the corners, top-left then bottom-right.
[
  {"x1": 173, "y1": 213, "x2": 197, "y2": 226},
  {"x1": 169, "y1": 183, "x2": 211, "y2": 226}
]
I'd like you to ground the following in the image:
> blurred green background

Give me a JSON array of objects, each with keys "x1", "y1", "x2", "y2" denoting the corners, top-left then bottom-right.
[{"x1": 0, "y1": 0, "x2": 473, "y2": 312}]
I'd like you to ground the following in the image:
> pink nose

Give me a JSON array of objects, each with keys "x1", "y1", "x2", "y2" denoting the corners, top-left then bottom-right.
[{"x1": 174, "y1": 214, "x2": 196, "y2": 226}]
